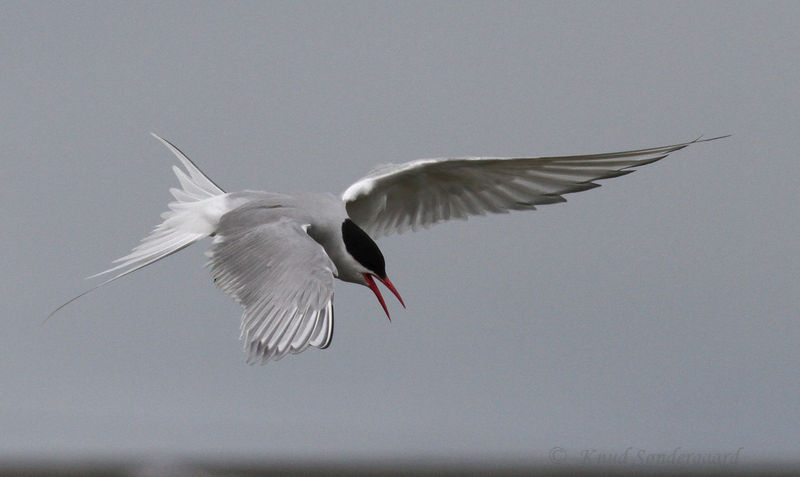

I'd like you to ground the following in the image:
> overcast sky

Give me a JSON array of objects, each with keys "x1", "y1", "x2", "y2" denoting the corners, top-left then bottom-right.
[{"x1": 2, "y1": 0, "x2": 798, "y2": 467}]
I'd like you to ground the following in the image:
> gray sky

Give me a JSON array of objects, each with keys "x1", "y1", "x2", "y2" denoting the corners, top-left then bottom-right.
[{"x1": 2, "y1": 0, "x2": 798, "y2": 466}]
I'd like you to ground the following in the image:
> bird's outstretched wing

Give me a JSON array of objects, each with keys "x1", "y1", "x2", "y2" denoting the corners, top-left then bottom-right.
[
  {"x1": 208, "y1": 208, "x2": 337, "y2": 364},
  {"x1": 342, "y1": 136, "x2": 728, "y2": 238}
]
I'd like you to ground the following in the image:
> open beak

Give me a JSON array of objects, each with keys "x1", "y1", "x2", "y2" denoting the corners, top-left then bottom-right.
[{"x1": 363, "y1": 273, "x2": 405, "y2": 321}]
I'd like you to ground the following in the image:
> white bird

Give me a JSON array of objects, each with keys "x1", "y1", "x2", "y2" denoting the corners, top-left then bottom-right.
[{"x1": 52, "y1": 133, "x2": 727, "y2": 363}]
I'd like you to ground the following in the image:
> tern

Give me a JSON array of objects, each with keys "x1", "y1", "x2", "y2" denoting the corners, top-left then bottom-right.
[{"x1": 52, "y1": 134, "x2": 727, "y2": 363}]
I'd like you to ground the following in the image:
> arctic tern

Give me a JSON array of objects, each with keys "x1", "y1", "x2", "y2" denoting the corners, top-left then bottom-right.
[{"x1": 51, "y1": 133, "x2": 727, "y2": 363}]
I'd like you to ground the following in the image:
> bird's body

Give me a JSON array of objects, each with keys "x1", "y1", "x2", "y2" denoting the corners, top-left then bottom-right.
[
  {"x1": 218, "y1": 190, "x2": 354, "y2": 280},
  {"x1": 52, "y1": 134, "x2": 727, "y2": 363}
]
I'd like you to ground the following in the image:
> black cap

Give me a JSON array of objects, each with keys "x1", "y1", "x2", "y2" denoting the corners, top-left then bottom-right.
[{"x1": 341, "y1": 219, "x2": 386, "y2": 278}]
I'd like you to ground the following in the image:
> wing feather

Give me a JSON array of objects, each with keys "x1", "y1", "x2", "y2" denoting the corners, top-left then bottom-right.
[
  {"x1": 343, "y1": 137, "x2": 727, "y2": 237},
  {"x1": 208, "y1": 213, "x2": 336, "y2": 364}
]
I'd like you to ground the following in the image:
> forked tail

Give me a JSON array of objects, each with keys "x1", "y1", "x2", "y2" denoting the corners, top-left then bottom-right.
[{"x1": 48, "y1": 133, "x2": 228, "y2": 319}]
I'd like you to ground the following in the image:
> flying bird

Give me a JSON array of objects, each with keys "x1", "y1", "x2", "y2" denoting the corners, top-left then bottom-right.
[{"x1": 52, "y1": 134, "x2": 727, "y2": 363}]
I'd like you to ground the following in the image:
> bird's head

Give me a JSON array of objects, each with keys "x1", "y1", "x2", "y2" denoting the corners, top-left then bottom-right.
[{"x1": 341, "y1": 219, "x2": 405, "y2": 320}]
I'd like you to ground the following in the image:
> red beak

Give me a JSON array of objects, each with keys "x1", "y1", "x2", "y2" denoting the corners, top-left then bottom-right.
[{"x1": 363, "y1": 273, "x2": 405, "y2": 321}]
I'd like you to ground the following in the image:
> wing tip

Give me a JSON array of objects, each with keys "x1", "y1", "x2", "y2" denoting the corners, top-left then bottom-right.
[
  {"x1": 317, "y1": 300, "x2": 335, "y2": 349},
  {"x1": 240, "y1": 298, "x2": 335, "y2": 365}
]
